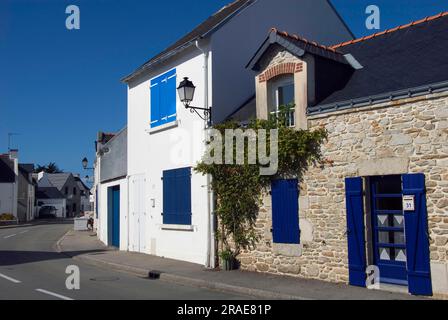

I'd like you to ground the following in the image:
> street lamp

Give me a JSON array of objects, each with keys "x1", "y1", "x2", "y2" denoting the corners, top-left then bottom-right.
[
  {"x1": 82, "y1": 158, "x2": 95, "y2": 189},
  {"x1": 82, "y1": 157, "x2": 94, "y2": 170},
  {"x1": 177, "y1": 77, "x2": 211, "y2": 123}
]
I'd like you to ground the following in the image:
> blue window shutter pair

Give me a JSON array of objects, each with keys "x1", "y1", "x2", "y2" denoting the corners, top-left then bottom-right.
[
  {"x1": 163, "y1": 167, "x2": 192, "y2": 225},
  {"x1": 345, "y1": 175, "x2": 432, "y2": 295},
  {"x1": 271, "y1": 179, "x2": 300, "y2": 244},
  {"x1": 150, "y1": 69, "x2": 177, "y2": 128}
]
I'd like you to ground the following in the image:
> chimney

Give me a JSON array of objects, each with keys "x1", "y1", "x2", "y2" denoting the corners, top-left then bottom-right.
[{"x1": 9, "y1": 149, "x2": 18, "y2": 160}]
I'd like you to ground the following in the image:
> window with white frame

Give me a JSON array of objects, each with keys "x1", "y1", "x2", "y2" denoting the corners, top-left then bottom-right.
[{"x1": 269, "y1": 75, "x2": 295, "y2": 127}]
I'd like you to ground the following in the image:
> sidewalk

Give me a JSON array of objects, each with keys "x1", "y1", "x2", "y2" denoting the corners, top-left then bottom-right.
[{"x1": 57, "y1": 229, "x2": 422, "y2": 300}]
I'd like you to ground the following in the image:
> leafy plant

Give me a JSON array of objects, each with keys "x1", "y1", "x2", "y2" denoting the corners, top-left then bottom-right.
[
  {"x1": 34, "y1": 162, "x2": 63, "y2": 173},
  {"x1": 0, "y1": 214, "x2": 15, "y2": 221},
  {"x1": 195, "y1": 105, "x2": 328, "y2": 262},
  {"x1": 219, "y1": 249, "x2": 234, "y2": 261}
]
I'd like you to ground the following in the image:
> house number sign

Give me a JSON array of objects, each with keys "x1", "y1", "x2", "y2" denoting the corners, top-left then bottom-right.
[{"x1": 403, "y1": 195, "x2": 415, "y2": 212}]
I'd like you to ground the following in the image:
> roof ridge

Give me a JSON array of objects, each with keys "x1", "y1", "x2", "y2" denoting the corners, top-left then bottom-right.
[
  {"x1": 214, "y1": 0, "x2": 243, "y2": 16},
  {"x1": 331, "y1": 11, "x2": 448, "y2": 49},
  {"x1": 270, "y1": 28, "x2": 341, "y2": 54}
]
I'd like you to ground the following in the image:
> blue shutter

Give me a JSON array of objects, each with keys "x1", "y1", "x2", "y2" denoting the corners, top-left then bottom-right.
[
  {"x1": 160, "y1": 75, "x2": 168, "y2": 126},
  {"x1": 166, "y1": 72, "x2": 177, "y2": 122},
  {"x1": 271, "y1": 179, "x2": 300, "y2": 244},
  {"x1": 107, "y1": 187, "x2": 113, "y2": 245},
  {"x1": 177, "y1": 168, "x2": 192, "y2": 225},
  {"x1": 95, "y1": 189, "x2": 98, "y2": 219},
  {"x1": 150, "y1": 81, "x2": 161, "y2": 128},
  {"x1": 403, "y1": 173, "x2": 432, "y2": 296},
  {"x1": 163, "y1": 167, "x2": 192, "y2": 225},
  {"x1": 345, "y1": 177, "x2": 367, "y2": 287},
  {"x1": 163, "y1": 170, "x2": 174, "y2": 224},
  {"x1": 151, "y1": 69, "x2": 176, "y2": 128}
]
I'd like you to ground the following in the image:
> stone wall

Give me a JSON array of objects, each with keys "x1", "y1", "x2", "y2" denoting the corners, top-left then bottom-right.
[{"x1": 240, "y1": 91, "x2": 448, "y2": 292}]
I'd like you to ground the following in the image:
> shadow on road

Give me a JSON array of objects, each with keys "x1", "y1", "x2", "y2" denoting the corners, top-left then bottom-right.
[{"x1": 0, "y1": 249, "x2": 106, "y2": 266}]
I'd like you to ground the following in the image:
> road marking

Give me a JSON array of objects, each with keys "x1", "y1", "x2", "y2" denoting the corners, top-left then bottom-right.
[
  {"x1": 19, "y1": 230, "x2": 29, "y2": 234},
  {"x1": 35, "y1": 289, "x2": 74, "y2": 301},
  {"x1": 4, "y1": 234, "x2": 17, "y2": 239},
  {"x1": 0, "y1": 272, "x2": 21, "y2": 284}
]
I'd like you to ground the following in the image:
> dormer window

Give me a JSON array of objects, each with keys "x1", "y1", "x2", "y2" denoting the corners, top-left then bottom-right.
[{"x1": 269, "y1": 75, "x2": 295, "y2": 127}]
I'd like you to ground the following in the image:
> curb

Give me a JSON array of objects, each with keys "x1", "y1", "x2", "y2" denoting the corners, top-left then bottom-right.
[
  {"x1": 74, "y1": 254, "x2": 151, "y2": 278},
  {"x1": 74, "y1": 253, "x2": 309, "y2": 300},
  {"x1": 54, "y1": 229, "x2": 72, "y2": 254}
]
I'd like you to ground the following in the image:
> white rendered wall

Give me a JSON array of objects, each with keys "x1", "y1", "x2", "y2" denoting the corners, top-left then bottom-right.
[
  {"x1": 0, "y1": 183, "x2": 15, "y2": 216},
  {"x1": 97, "y1": 179, "x2": 128, "y2": 251},
  {"x1": 127, "y1": 44, "x2": 211, "y2": 265}
]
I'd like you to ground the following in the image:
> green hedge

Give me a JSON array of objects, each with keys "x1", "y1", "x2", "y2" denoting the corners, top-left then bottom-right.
[{"x1": 0, "y1": 213, "x2": 16, "y2": 221}]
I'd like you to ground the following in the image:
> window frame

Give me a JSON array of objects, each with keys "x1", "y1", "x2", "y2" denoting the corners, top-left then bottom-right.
[{"x1": 269, "y1": 75, "x2": 296, "y2": 128}]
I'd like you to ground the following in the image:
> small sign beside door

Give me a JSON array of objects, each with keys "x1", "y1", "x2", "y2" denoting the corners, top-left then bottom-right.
[{"x1": 403, "y1": 195, "x2": 415, "y2": 211}]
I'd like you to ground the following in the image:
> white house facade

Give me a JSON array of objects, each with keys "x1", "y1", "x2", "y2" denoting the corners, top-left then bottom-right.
[
  {"x1": 0, "y1": 152, "x2": 18, "y2": 219},
  {"x1": 121, "y1": 0, "x2": 354, "y2": 266}
]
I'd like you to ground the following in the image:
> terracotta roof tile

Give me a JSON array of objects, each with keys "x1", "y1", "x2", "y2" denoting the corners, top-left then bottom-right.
[
  {"x1": 271, "y1": 28, "x2": 340, "y2": 54},
  {"x1": 331, "y1": 11, "x2": 448, "y2": 49}
]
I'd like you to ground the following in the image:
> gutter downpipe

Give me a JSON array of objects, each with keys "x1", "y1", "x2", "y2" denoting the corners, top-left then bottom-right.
[{"x1": 195, "y1": 39, "x2": 215, "y2": 269}]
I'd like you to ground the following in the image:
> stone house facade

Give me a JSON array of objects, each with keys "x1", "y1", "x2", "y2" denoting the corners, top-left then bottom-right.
[{"x1": 239, "y1": 12, "x2": 448, "y2": 298}]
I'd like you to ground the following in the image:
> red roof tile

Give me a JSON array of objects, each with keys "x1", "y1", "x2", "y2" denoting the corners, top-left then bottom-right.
[
  {"x1": 331, "y1": 11, "x2": 448, "y2": 49},
  {"x1": 270, "y1": 28, "x2": 340, "y2": 54}
]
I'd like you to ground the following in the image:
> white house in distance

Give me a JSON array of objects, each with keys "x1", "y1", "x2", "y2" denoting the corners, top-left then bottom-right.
[
  {"x1": 113, "y1": 0, "x2": 353, "y2": 266},
  {"x1": 36, "y1": 187, "x2": 67, "y2": 218},
  {"x1": 0, "y1": 151, "x2": 36, "y2": 222},
  {"x1": 0, "y1": 151, "x2": 19, "y2": 219}
]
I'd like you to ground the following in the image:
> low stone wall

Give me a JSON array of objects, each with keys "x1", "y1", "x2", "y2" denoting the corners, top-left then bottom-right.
[{"x1": 239, "y1": 92, "x2": 448, "y2": 294}]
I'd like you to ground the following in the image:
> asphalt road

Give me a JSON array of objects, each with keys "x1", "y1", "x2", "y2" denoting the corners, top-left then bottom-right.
[{"x1": 0, "y1": 221, "x2": 249, "y2": 300}]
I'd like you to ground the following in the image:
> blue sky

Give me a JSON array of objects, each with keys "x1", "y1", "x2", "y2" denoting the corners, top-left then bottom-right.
[{"x1": 1, "y1": 0, "x2": 447, "y2": 177}]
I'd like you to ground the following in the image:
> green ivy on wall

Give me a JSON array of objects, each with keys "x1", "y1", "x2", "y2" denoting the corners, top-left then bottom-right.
[{"x1": 195, "y1": 105, "x2": 328, "y2": 263}]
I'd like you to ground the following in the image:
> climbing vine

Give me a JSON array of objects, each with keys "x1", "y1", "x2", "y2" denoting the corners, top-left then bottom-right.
[{"x1": 195, "y1": 105, "x2": 328, "y2": 262}]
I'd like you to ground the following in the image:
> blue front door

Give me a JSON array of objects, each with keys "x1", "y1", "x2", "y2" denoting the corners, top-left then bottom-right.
[
  {"x1": 109, "y1": 186, "x2": 120, "y2": 248},
  {"x1": 370, "y1": 175, "x2": 407, "y2": 286}
]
